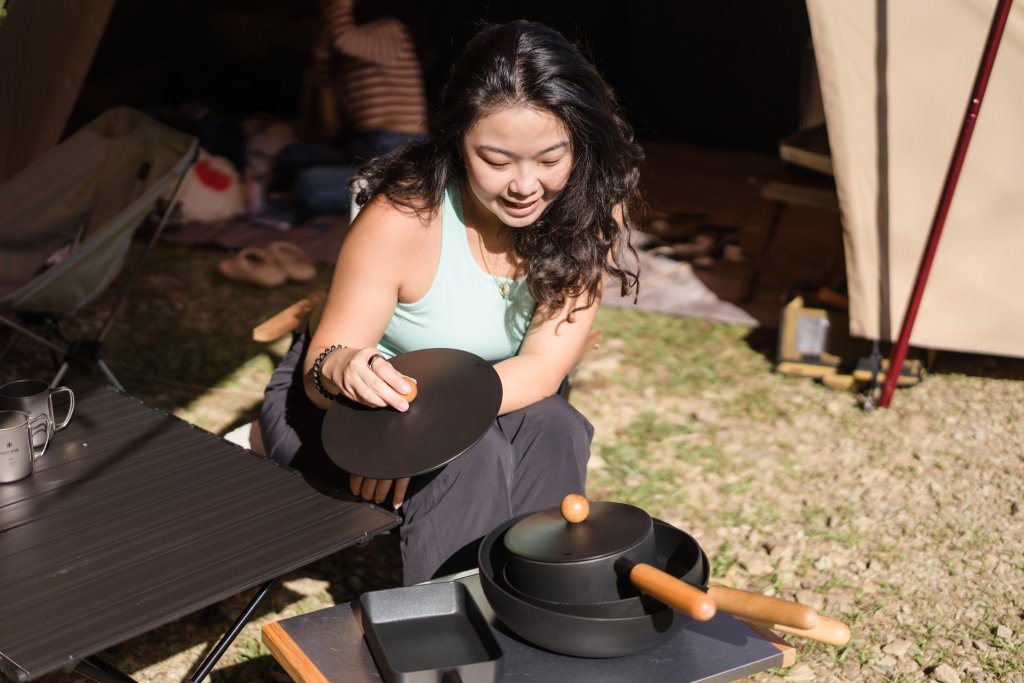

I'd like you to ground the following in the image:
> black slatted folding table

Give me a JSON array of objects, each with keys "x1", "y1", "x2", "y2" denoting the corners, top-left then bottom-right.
[{"x1": 0, "y1": 383, "x2": 400, "y2": 682}]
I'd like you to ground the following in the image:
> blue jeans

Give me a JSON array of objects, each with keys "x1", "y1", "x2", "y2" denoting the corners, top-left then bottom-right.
[{"x1": 289, "y1": 130, "x2": 422, "y2": 216}]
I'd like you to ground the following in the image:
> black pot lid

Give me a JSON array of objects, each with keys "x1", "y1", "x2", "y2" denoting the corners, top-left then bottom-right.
[
  {"x1": 504, "y1": 501, "x2": 653, "y2": 563},
  {"x1": 321, "y1": 348, "x2": 502, "y2": 479}
]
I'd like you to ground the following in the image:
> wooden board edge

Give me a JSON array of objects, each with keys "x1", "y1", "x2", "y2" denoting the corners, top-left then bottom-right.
[
  {"x1": 739, "y1": 620, "x2": 797, "y2": 668},
  {"x1": 262, "y1": 621, "x2": 331, "y2": 683}
]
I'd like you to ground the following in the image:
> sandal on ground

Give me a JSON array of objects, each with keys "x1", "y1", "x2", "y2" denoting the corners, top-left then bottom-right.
[
  {"x1": 267, "y1": 241, "x2": 317, "y2": 281},
  {"x1": 217, "y1": 247, "x2": 289, "y2": 287}
]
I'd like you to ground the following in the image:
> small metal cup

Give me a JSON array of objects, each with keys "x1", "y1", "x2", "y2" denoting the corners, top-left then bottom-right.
[
  {"x1": 0, "y1": 379, "x2": 74, "y2": 450},
  {"x1": 0, "y1": 410, "x2": 50, "y2": 483}
]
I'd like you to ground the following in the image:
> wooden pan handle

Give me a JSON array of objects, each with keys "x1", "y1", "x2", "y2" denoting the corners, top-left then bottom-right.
[
  {"x1": 630, "y1": 563, "x2": 716, "y2": 621},
  {"x1": 707, "y1": 585, "x2": 819, "y2": 630},
  {"x1": 744, "y1": 615, "x2": 851, "y2": 646}
]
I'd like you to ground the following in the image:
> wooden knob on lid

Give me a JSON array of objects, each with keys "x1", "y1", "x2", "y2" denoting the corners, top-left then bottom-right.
[
  {"x1": 560, "y1": 494, "x2": 590, "y2": 523},
  {"x1": 400, "y1": 375, "x2": 418, "y2": 402}
]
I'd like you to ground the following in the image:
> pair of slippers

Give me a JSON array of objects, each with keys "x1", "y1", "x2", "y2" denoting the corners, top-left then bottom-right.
[{"x1": 218, "y1": 241, "x2": 316, "y2": 287}]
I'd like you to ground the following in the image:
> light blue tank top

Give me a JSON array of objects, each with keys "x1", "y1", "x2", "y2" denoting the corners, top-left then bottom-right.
[{"x1": 377, "y1": 184, "x2": 536, "y2": 362}]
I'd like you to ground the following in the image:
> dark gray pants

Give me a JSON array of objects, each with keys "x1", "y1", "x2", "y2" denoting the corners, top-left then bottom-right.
[{"x1": 260, "y1": 333, "x2": 593, "y2": 585}]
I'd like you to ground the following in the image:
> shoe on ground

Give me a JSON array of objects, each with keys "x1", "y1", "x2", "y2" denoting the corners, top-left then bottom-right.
[
  {"x1": 217, "y1": 247, "x2": 289, "y2": 287},
  {"x1": 267, "y1": 241, "x2": 317, "y2": 281}
]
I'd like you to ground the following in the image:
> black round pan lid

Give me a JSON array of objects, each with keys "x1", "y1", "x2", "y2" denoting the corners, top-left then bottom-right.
[
  {"x1": 322, "y1": 348, "x2": 502, "y2": 480},
  {"x1": 504, "y1": 501, "x2": 653, "y2": 563}
]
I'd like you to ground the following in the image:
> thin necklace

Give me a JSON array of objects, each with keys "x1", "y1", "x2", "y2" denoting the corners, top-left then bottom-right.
[
  {"x1": 476, "y1": 226, "x2": 511, "y2": 299},
  {"x1": 466, "y1": 195, "x2": 513, "y2": 299}
]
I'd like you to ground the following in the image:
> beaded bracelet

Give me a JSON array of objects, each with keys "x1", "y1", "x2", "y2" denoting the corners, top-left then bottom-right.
[{"x1": 312, "y1": 344, "x2": 347, "y2": 400}]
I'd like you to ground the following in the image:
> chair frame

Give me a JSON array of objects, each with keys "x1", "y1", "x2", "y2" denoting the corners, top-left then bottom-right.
[{"x1": 0, "y1": 134, "x2": 198, "y2": 390}]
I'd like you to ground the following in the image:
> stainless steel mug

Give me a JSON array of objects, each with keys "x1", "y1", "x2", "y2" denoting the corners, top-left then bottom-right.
[
  {"x1": 0, "y1": 379, "x2": 74, "y2": 449},
  {"x1": 0, "y1": 410, "x2": 50, "y2": 483}
]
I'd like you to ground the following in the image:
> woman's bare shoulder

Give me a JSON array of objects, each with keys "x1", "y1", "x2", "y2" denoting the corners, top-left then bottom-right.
[{"x1": 344, "y1": 195, "x2": 439, "y2": 253}]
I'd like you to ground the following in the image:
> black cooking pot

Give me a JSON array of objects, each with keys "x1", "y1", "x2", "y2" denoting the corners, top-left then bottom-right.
[
  {"x1": 504, "y1": 497, "x2": 654, "y2": 603},
  {"x1": 479, "y1": 514, "x2": 711, "y2": 658},
  {"x1": 499, "y1": 511, "x2": 709, "y2": 619},
  {"x1": 500, "y1": 564, "x2": 670, "y2": 618},
  {"x1": 502, "y1": 495, "x2": 715, "y2": 621}
]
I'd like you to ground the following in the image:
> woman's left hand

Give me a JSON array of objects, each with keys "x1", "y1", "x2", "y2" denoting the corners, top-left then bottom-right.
[{"x1": 350, "y1": 474, "x2": 411, "y2": 508}]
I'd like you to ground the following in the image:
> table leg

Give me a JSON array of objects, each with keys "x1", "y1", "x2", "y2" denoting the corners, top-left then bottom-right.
[
  {"x1": 186, "y1": 578, "x2": 279, "y2": 683},
  {"x1": 72, "y1": 578, "x2": 280, "y2": 683},
  {"x1": 75, "y1": 656, "x2": 139, "y2": 683}
]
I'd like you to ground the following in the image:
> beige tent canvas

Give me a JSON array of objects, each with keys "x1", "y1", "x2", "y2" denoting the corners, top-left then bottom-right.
[
  {"x1": 806, "y1": 0, "x2": 1024, "y2": 358},
  {"x1": 0, "y1": 0, "x2": 117, "y2": 183}
]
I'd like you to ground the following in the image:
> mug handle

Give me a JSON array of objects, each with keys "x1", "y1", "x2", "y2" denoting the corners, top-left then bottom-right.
[
  {"x1": 28, "y1": 414, "x2": 50, "y2": 459},
  {"x1": 50, "y1": 386, "x2": 75, "y2": 430}
]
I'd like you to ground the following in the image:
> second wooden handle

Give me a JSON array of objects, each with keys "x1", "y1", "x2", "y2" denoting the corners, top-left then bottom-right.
[
  {"x1": 630, "y1": 563, "x2": 717, "y2": 621},
  {"x1": 707, "y1": 585, "x2": 819, "y2": 630},
  {"x1": 745, "y1": 615, "x2": 851, "y2": 646}
]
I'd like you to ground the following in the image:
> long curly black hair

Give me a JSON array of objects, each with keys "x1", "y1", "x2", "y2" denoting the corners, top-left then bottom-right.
[{"x1": 357, "y1": 20, "x2": 643, "y2": 318}]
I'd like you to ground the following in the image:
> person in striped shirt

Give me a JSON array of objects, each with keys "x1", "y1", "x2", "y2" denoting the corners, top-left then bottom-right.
[
  {"x1": 279, "y1": 0, "x2": 428, "y2": 219},
  {"x1": 319, "y1": 0, "x2": 427, "y2": 154}
]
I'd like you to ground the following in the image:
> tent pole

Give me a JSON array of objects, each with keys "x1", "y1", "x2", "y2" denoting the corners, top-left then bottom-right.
[{"x1": 878, "y1": 0, "x2": 1015, "y2": 408}]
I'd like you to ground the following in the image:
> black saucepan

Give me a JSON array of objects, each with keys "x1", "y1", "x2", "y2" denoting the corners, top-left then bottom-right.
[
  {"x1": 479, "y1": 515, "x2": 708, "y2": 657},
  {"x1": 503, "y1": 495, "x2": 715, "y2": 620},
  {"x1": 499, "y1": 516, "x2": 707, "y2": 619}
]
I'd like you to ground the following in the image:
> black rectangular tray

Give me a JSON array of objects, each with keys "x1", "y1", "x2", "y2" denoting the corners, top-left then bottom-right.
[{"x1": 356, "y1": 581, "x2": 504, "y2": 683}]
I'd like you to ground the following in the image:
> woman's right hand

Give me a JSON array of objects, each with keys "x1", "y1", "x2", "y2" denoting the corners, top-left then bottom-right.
[
  {"x1": 320, "y1": 346, "x2": 415, "y2": 412},
  {"x1": 350, "y1": 474, "x2": 411, "y2": 509}
]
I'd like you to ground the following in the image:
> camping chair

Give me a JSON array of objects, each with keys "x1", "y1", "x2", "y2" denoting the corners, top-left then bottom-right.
[{"x1": 0, "y1": 107, "x2": 199, "y2": 390}]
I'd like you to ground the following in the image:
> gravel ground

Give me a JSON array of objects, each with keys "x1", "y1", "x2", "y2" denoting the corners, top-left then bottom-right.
[
  {"x1": 12, "y1": 249, "x2": 1022, "y2": 682},
  {"x1": 573, "y1": 330, "x2": 1024, "y2": 683},
  {"x1": 76, "y1": 319, "x2": 1022, "y2": 683}
]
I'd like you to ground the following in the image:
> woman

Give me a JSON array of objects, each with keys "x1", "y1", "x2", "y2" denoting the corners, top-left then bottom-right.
[{"x1": 260, "y1": 20, "x2": 643, "y2": 585}]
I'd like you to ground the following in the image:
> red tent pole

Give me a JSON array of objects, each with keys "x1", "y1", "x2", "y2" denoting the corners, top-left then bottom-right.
[{"x1": 878, "y1": 0, "x2": 1015, "y2": 408}]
